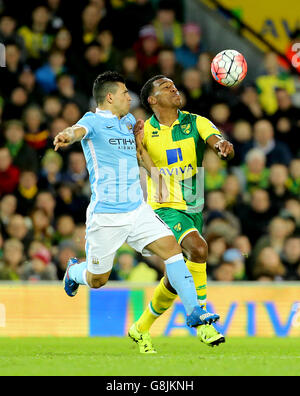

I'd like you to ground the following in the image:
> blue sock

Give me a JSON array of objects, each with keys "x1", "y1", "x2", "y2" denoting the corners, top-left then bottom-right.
[
  {"x1": 165, "y1": 253, "x2": 198, "y2": 315},
  {"x1": 68, "y1": 261, "x2": 88, "y2": 285}
]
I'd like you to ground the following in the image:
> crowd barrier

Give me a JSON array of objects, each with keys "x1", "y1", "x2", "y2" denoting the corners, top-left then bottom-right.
[{"x1": 0, "y1": 282, "x2": 300, "y2": 337}]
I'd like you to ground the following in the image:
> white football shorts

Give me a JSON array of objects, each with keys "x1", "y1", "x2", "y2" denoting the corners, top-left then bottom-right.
[{"x1": 85, "y1": 201, "x2": 173, "y2": 274}]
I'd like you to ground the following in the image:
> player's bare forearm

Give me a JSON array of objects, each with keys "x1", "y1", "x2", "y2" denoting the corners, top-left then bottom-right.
[
  {"x1": 206, "y1": 134, "x2": 235, "y2": 160},
  {"x1": 54, "y1": 126, "x2": 86, "y2": 151}
]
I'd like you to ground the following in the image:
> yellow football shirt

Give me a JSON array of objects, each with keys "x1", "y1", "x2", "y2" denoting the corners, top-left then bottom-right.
[{"x1": 142, "y1": 110, "x2": 221, "y2": 211}]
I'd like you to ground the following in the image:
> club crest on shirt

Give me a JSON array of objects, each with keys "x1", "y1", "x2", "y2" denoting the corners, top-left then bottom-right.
[
  {"x1": 173, "y1": 222, "x2": 182, "y2": 232},
  {"x1": 181, "y1": 124, "x2": 191, "y2": 135},
  {"x1": 126, "y1": 123, "x2": 133, "y2": 131},
  {"x1": 91, "y1": 256, "x2": 100, "y2": 265}
]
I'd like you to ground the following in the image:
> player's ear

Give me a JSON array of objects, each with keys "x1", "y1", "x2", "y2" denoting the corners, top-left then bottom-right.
[
  {"x1": 107, "y1": 92, "x2": 113, "y2": 104},
  {"x1": 148, "y1": 95, "x2": 157, "y2": 107}
]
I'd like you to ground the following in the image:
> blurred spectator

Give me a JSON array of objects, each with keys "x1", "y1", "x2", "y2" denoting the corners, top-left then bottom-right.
[
  {"x1": 20, "y1": 246, "x2": 57, "y2": 281},
  {"x1": 145, "y1": 47, "x2": 183, "y2": 87},
  {"x1": 133, "y1": 25, "x2": 160, "y2": 73},
  {"x1": 256, "y1": 52, "x2": 295, "y2": 115},
  {"x1": 212, "y1": 261, "x2": 235, "y2": 281},
  {"x1": 61, "y1": 101, "x2": 82, "y2": 126},
  {"x1": 0, "y1": 194, "x2": 17, "y2": 235},
  {"x1": 76, "y1": 43, "x2": 106, "y2": 95},
  {"x1": 14, "y1": 170, "x2": 39, "y2": 216},
  {"x1": 0, "y1": 238, "x2": 24, "y2": 280},
  {"x1": 0, "y1": 146, "x2": 20, "y2": 196},
  {"x1": 35, "y1": 191, "x2": 56, "y2": 225},
  {"x1": 229, "y1": 120, "x2": 252, "y2": 165},
  {"x1": 267, "y1": 164, "x2": 293, "y2": 212},
  {"x1": 78, "y1": 3, "x2": 104, "y2": 47},
  {"x1": 235, "y1": 148, "x2": 269, "y2": 193},
  {"x1": 242, "y1": 119, "x2": 292, "y2": 167},
  {"x1": 281, "y1": 236, "x2": 300, "y2": 280},
  {"x1": 206, "y1": 234, "x2": 228, "y2": 276},
  {"x1": 38, "y1": 148, "x2": 63, "y2": 192},
  {"x1": 18, "y1": 67, "x2": 44, "y2": 105},
  {"x1": 109, "y1": 0, "x2": 155, "y2": 49},
  {"x1": 152, "y1": 0, "x2": 183, "y2": 49},
  {"x1": 53, "y1": 214, "x2": 76, "y2": 245},
  {"x1": 56, "y1": 73, "x2": 88, "y2": 113},
  {"x1": 54, "y1": 240, "x2": 77, "y2": 280},
  {"x1": 30, "y1": 207, "x2": 54, "y2": 248},
  {"x1": 287, "y1": 159, "x2": 300, "y2": 196},
  {"x1": 3, "y1": 119, "x2": 39, "y2": 172},
  {"x1": 284, "y1": 198, "x2": 300, "y2": 235},
  {"x1": 5, "y1": 213, "x2": 33, "y2": 252},
  {"x1": 209, "y1": 102, "x2": 232, "y2": 137},
  {"x1": 196, "y1": 52, "x2": 214, "y2": 93},
  {"x1": 221, "y1": 174, "x2": 243, "y2": 210},
  {"x1": 181, "y1": 67, "x2": 211, "y2": 115},
  {"x1": 235, "y1": 189, "x2": 277, "y2": 246},
  {"x1": 221, "y1": 248, "x2": 246, "y2": 280},
  {"x1": 204, "y1": 189, "x2": 241, "y2": 233},
  {"x1": 0, "y1": 14, "x2": 26, "y2": 59},
  {"x1": 175, "y1": 22, "x2": 204, "y2": 69},
  {"x1": 35, "y1": 50, "x2": 67, "y2": 94},
  {"x1": 120, "y1": 50, "x2": 144, "y2": 95},
  {"x1": 269, "y1": 88, "x2": 300, "y2": 155},
  {"x1": 2, "y1": 85, "x2": 29, "y2": 120},
  {"x1": 231, "y1": 84, "x2": 265, "y2": 124},
  {"x1": 55, "y1": 183, "x2": 89, "y2": 224},
  {"x1": 62, "y1": 151, "x2": 88, "y2": 190},
  {"x1": 251, "y1": 216, "x2": 292, "y2": 265},
  {"x1": 43, "y1": 95, "x2": 63, "y2": 124},
  {"x1": 203, "y1": 148, "x2": 227, "y2": 191},
  {"x1": 23, "y1": 105, "x2": 49, "y2": 155},
  {"x1": 253, "y1": 247, "x2": 286, "y2": 281},
  {"x1": 18, "y1": 6, "x2": 53, "y2": 67},
  {"x1": 96, "y1": 28, "x2": 121, "y2": 71},
  {"x1": 232, "y1": 234, "x2": 252, "y2": 279},
  {"x1": 111, "y1": 244, "x2": 159, "y2": 282},
  {"x1": 0, "y1": 41, "x2": 24, "y2": 98},
  {"x1": 72, "y1": 224, "x2": 86, "y2": 260}
]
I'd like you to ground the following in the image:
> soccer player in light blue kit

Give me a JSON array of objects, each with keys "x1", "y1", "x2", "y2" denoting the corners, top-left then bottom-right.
[{"x1": 54, "y1": 71, "x2": 219, "y2": 352}]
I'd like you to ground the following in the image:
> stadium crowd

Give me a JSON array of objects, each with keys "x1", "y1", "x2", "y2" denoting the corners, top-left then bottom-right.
[{"x1": 0, "y1": 0, "x2": 299, "y2": 283}]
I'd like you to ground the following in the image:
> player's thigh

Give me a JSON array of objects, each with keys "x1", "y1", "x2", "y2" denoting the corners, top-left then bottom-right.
[
  {"x1": 127, "y1": 203, "x2": 179, "y2": 260},
  {"x1": 154, "y1": 207, "x2": 197, "y2": 245},
  {"x1": 146, "y1": 235, "x2": 182, "y2": 260},
  {"x1": 86, "y1": 213, "x2": 129, "y2": 277}
]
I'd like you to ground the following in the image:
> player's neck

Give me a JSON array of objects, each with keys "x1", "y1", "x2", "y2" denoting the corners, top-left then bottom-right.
[
  {"x1": 97, "y1": 104, "x2": 122, "y2": 119},
  {"x1": 154, "y1": 108, "x2": 179, "y2": 127}
]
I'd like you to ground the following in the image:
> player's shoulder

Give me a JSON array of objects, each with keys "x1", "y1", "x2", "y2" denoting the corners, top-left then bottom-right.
[{"x1": 81, "y1": 111, "x2": 97, "y2": 121}]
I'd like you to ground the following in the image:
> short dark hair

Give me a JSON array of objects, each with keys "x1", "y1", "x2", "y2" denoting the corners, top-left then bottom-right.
[
  {"x1": 93, "y1": 71, "x2": 125, "y2": 105},
  {"x1": 140, "y1": 75, "x2": 165, "y2": 113}
]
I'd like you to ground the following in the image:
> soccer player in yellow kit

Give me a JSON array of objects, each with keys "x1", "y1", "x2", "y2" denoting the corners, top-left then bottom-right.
[{"x1": 128, "y1": 75, "x2": 234, "y2": 352}]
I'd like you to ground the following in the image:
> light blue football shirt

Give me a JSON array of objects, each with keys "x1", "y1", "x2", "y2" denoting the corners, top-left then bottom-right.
[{"x1": 77, "y1": 108, "x2": 144, "y2": 214}]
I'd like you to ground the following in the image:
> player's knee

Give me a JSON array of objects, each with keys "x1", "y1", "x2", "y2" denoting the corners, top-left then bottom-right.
[
  {"x1": 189, "y1": 241, "x2": 208, "y2": 262},
  {"x1": 87, "y1": 275, "x2": 108, "y2": 289}
]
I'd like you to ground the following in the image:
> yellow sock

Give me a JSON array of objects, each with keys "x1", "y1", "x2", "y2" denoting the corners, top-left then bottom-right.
[
  {"x1": 185, "y1": 260, "x2": 207, "y2": 309},
  {"x1": 136, "y1": 277, "x2": 177, "y2": 333}
]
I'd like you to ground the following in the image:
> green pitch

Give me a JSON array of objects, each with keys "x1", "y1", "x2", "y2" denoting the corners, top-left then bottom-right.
[{"x1": 0, "y1": 337, "x2": 300, "y2": 376}]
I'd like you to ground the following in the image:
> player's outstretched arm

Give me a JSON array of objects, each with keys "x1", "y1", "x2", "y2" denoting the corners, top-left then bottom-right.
[
  {"x1": 54, "y1": 126, "x2": 86, "y2": 151},
  {"x1": 206, "y1": 134, "x2": 235, "y2": 161}
]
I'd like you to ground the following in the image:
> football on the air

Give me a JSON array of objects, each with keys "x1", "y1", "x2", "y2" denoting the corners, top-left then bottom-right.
[{"x1": 211, "y1": 49, "x2": 247, "y2": 87}]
